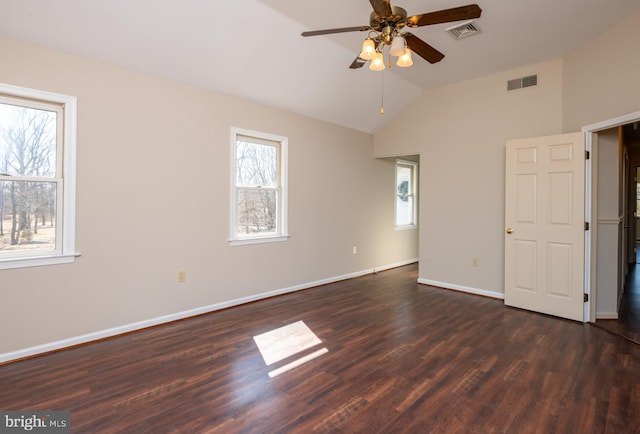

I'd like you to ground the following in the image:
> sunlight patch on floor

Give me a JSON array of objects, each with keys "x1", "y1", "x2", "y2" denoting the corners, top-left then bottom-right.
[{"x1": 253, "y1": 320, "x2": 327, "y2": 377}]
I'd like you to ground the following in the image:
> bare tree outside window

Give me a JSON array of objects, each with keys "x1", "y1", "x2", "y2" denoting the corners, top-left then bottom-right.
[
  {"x1": 235, "y1": 139, "x2": 278, "y2": 236},
  {"x1": 0, "y1": 103, "x2": 58, "y2": 252}
]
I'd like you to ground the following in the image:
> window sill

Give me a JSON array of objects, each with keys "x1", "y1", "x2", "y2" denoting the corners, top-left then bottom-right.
[
  {"x1": 229, "y1": 235, "x2": 290, "y2": 246},
  {"x1": 394, "y1": 224, "x2": 418, "y2": 231},
  {"x1": 0, "y1": 253, "x2": 81, "y2": 270}
]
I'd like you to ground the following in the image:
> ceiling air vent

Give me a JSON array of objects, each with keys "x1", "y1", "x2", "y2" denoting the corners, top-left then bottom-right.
[
  {"x1": 507, "y1": 74, "x2": 538, "y2": 91},
  {"x1": 446, "y1": 20, "x2": 480, "y2": 39}
]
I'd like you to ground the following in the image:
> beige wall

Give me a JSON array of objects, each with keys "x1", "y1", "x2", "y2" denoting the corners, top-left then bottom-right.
[
  {"x1": 374, "y1": 59, "x2": 564, "y2": 295},
  {"x1": 0, "y1": 36, "x2": 417, "y2": 357},
  {"x1": 563, "y1": 11, "x2": 640, "y2": 132}
]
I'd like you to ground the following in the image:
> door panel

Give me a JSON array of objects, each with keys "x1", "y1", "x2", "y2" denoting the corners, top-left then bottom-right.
[
  {"x1": 515, "y1": 240, "x2": 536, "y2": 291},
  {"x1": 549, "y1": 172, "x2": 572, "y2": 224},
  {"x1": 547, "y1": 243, "x2": 571, "y2": 298},
  {"x1": 517, "y1": 174, "x2": 537, "y2": 222},
  {"x1": 505, "y1": 132, "x2": 585, "y2": 321}
]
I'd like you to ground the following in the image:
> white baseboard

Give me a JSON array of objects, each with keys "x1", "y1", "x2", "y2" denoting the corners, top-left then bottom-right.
[
  {"x1": 596, "y1": 312, "x2": 619, "y2": 320},
  {"x1": 0, "y1": 259, "x2": 418, "y2": 364},
  {"x1": 417, "y1": 278, "x2": 505, "y2": 300}
]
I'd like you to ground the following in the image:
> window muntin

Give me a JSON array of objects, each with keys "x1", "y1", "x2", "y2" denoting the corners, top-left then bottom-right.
[
  {"x1": 230, "y1": 129, "x2": 288, "y2": 245},
  {"x1": 395, "y1": 160, "x2": 417, "y2": 228},
  {"x1": 0, "y1": 83, "x2": 77, "y2": 268}
]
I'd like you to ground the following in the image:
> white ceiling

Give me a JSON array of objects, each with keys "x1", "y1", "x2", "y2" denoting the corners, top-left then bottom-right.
[{"x1": 0, "y1": 0, "x2": 639, "y2": 133}]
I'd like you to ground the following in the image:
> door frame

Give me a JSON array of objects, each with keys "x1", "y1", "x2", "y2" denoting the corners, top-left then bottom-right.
[{"x1": 583, "y1": 109, "x2": 640, "y2": 322}]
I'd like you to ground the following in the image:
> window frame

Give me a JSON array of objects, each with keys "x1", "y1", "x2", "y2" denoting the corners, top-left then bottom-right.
[
  {"x1": 395, "y1": 159, "x2": 418, "y2": 230},
  {"x1": 229, "y1": 127, "x2": 288, "y2": 246},
  {"x1": 0, "y1": 83, "x2": 78, "y2": 270}
]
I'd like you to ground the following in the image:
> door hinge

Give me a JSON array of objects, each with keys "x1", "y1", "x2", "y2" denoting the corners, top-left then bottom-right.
[
  {"x1": 584, "y1": 222, "x2": 590, "y2": 231},
  {"x1": 585, "y1": 151, "x2": 590, "y2": 160},
  {"x1": 584, "y1": 293, "x2": 589, "y2": 303}
]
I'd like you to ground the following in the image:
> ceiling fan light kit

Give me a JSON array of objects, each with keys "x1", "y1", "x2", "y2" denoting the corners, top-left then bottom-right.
[{"x1": 301, "y1": 1, "x2": 482, "y2": 70}]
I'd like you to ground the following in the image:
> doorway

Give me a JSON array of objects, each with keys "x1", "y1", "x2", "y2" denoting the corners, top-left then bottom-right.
[
  {"x1": 378, "y1": 154, "x2": 420, "y2": 269},
  {"x1": 588, "y1": 115, "x2": 640, "y2": 343}
]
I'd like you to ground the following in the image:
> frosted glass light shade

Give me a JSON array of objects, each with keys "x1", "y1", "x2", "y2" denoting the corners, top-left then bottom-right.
[
  {"x1": 359, "y1": 38, "x2": 376, "y2": 60},
  {"x1": 389, "y1": 36, "x2": 405, "y2": 57},
  {"x1": 397, "y1": 48, "x2": 413, "y2": 67},
  {"x1": 369, "y1": 51, "x2": 385, "y2": 71}
]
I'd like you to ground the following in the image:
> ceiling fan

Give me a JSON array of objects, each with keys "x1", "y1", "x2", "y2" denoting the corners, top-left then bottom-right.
[{"x1": 301, "y1": 0, "x2": 482, "y2": 70}]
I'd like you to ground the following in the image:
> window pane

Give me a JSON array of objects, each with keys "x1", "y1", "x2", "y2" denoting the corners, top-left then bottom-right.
[
  {"x1": 0, "y1": 103, "x2": 57, "y2": 177},
  {"x1": 397, "y1": 166, "x2": 411, "y2": 195},
  {"x1": 236, "y1": 140, "x2": 277, "y2": 187},
  {"x1": 0, "y1": 180, "x2": 57, "y2": 253},
  {"x1": 396, "y1": 195, "x2": 413, "y2": 226},
  {"x1": 236, "y1": 189, "x2": 277, "y2": 236}
]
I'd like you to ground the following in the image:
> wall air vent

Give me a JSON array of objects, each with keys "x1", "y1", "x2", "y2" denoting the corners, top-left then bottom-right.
[
  {"x1": 507, "y1": 74, "x2": 538, "y2": 91},
  {"x1": 446, "y1": 20, "x2": 480, "y2": 39}
]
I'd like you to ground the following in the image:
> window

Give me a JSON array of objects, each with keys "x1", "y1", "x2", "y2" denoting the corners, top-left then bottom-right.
[
  {"x1": 0, "y1": 83, "x2": 77, "y2": 269},
  {"x1": 230, "y1": 128, "x2": 288, "y2": 245},
  {"x1": 395, "y1": 159, "x2": 417, "y2": 228}
]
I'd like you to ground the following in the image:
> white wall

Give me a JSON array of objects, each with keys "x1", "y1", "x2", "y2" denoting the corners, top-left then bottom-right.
[
  {"x1": 0, "y1": 36, "x2": 417, "y2": 358},
  {"x1": 374, "y1": 59, "x2": 564, "y2": 296}
]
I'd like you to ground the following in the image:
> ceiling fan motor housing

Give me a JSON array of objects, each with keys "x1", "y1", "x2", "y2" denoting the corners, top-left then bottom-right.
[{"x1": 369, "y1": 6, "x2": 407, "y2": 33}]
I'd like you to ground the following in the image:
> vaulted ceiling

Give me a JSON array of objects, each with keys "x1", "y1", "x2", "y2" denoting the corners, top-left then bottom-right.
[{"x1": 0, "y1": 0, "x2": 639, "y2": 133}]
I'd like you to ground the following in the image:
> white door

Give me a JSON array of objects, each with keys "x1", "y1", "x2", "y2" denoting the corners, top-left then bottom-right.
[{"x1": 504, "y1": 132, "x2": 585, "y2": 321}]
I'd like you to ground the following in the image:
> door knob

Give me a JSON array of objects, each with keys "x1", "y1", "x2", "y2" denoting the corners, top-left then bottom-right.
[{"x1": 506, "y1": 228, "x2": 514, "y2": 234}]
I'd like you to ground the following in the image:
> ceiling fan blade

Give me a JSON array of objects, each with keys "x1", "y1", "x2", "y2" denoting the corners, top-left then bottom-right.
[
  {"x1": 406, "y1": 4, "x2": 482, "y2": 27},
  {"x1": 369, "y1": 0, "x2": 393, "y2": 17},
  {"x1": 349, "y1": 56, "x2": 367, "y2": 69},
  {"x1": 302, "y1": 26, "x2": 370, "y2": 37},
  {"x1": 404, "y1": 33, "x2": 444, "y2": 64}
]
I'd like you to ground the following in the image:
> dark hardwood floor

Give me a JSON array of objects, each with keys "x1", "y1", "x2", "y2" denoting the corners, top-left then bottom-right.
[{"x1": 1, "y1": 263, "x2": 639, "y2": 433}]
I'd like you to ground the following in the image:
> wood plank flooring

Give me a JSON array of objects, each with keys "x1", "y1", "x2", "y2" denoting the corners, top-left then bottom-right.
[{"x1": 1, "y1": 264, "x2": 640, "y2": 433}]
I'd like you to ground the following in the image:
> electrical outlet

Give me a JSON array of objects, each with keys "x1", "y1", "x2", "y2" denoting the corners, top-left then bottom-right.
[
  {"x1": 472, "y1": 257, "x2": 479, "y2": 267},
  {"x1": 352, "y1": 246, "x2": 357, "y2": 254},
  {"x1": 177, "y1": 270, "x2": 186, "y2": 283}
]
